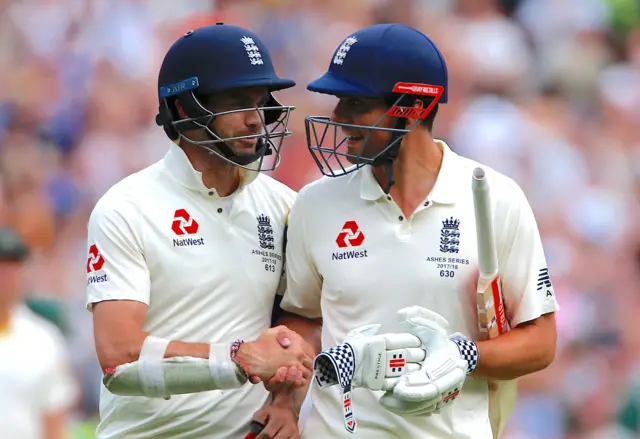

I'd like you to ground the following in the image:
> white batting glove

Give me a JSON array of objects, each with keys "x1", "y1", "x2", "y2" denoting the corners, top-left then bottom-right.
[
  {"x1": 314, "y1": 324, "x2": 426, "y2": 433},
  {"x1": 379, "y1": 307, "x2": 479, "y2": 417},
  {"x1": 378, "y1": 394, "x2": 442, "y2": 417}
]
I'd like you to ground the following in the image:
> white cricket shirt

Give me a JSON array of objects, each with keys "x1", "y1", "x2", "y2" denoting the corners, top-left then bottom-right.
[
  {"x1": 85, "y1": 144, "x2": 295, "y2": 439},
  {"x1": 0, "y1": 306, "x2": 79, "y2": 439},
  {"x1": 281, "y1": 140, "x2": 559, "y2": 439}
]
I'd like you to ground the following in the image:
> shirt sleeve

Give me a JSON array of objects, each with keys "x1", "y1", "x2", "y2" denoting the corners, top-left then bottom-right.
[
  {"x1": 85, "y1": 198, "x2": 150, "y2": 310},
  {"x1": 497, "y1": 182, "x2": 560, "y2": 328},
  {"x1": 279, "y1": 189, "x2": 323, "y2": 319}
]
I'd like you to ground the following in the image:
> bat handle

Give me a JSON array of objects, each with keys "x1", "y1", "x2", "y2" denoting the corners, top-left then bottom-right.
[{"x1": 244, "y1": 421, "x2": 265, "y2": 439}]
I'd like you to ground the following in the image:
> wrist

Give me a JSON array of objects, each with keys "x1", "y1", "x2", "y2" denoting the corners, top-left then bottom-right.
[
  {"x1": 207, "y1": 343, "x2": 248, "y2": 388},
  {"x1": 271, "y1": 392, "x2": 298, "y2": 416},
  {"x1": 230, "y1": 340, "x2": 250, "y2": 378},
  {"x1": 450, "y1": 334, "x2": 479, "y2": 374}
]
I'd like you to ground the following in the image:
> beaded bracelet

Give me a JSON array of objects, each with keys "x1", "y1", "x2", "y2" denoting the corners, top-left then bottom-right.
[{"x1": 230, "y1": 339, "x2": 249, "y2": 379}]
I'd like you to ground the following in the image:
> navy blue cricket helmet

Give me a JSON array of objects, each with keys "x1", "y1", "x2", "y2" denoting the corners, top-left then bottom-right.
[
  {"x1": 305, "y1": 24, "x2": 448, "y2": 190},
  {"x1": 156, "y1": 23, "x2": 296, "y2": 171}
]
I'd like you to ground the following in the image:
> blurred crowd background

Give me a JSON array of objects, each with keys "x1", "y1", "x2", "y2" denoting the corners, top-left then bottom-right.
[{"x1": 1, "y1": 0, "x2": 640, "y2": 437}]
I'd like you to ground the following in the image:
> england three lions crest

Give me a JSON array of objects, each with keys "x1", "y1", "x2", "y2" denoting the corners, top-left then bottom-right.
[
  {"x1": 440, "y1": 217, "x2": 460, "y2": 254},
  {"x1": 257, "y1": 214, "x2": 275, "y2": 250}
]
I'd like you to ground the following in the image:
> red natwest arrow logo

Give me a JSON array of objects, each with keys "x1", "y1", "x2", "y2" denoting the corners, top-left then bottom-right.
[
  {"x1": 86, "y1": 244, "x2": 105, "y2": 273},
  {"x1": 336, "y1": 221, "x2": 365, "y2": 248},
  {"x1": 171, "y1": 209, "x2": 199, "y2": 235}
]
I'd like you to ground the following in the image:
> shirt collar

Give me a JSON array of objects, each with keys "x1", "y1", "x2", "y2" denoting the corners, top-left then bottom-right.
[
  {"x1": 359, "y1": 165, "x2": 386, "y2": 201},
  {"x1": 427, "y1": 140, "x2": 459, "y2": 205},
  {"x1": 163, "y1": 143, "x2": 259, "y2": 198},
  {"x1": 359, "y1": 139, "x2": 459, "y2": 204}
]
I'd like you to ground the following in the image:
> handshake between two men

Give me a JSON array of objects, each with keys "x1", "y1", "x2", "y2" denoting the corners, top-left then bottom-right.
[
  {"x1": 229, "y1": 305, "x2": 477, "y2": 407},
  {"x1": 101, "y1": 306, "x2": 476, "y2": 430},
  {"x1": 101, "y1": 325, "x2": 316, "y2": 399}
]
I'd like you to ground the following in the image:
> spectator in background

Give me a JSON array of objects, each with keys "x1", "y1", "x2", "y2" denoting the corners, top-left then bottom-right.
[{"x1": 0, "y1": 226, "x2": 79, "y2": 439}]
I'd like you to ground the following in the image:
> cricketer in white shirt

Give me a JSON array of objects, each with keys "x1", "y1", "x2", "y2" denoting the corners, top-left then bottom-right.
[
  {"x1": 281, "y1": 140, "x2": 560, "y2": 439},
  {"x1": 85, "y1": 143, "x2": 296, "y2": 438},
  {"x1": 0, "y1": 305, "x2": 80, "y2": 439}
]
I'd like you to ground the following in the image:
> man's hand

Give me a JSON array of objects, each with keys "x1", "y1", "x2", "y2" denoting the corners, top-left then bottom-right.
[
  {"x1": 379, "y1": 307, "x2": 475, "y2": 417},
  {"x1": 261, "y1": 329, "x2": 316, "y2": 393},
  {"x1": 235, "y1": 326, "x2": 313, "y2": 391},
  {"x1": 252, "y1": 393, "x2": 300, "y2": 439},
  {"x1": 261, "y1": 365, "x2": 305, "y2": 394}
]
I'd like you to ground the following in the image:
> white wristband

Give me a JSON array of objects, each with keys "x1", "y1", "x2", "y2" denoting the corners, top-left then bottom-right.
[
  {"x1": 104, "y1": 341, "x2": 248, "y2": 398},
  {"x1": 138, "y1": 336, "x2": 171, "y2": 398},
  {"x1": 208, "y1": 343, "x2": 245, "y2": 389}
]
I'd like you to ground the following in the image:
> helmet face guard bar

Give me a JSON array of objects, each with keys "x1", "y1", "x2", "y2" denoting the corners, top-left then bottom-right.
[
  {"x1": 159, "y1": 77, "x2": 295, "y2": 172},
  {"x1": 304, "y1": 82, "x2": 444, "y2": 178},
  {"x1": 173, "y1": 92, "x2": 294, "y2": 170},
  {"x1": 304, "y1": 117, "x2": 410, "y2": 177}
]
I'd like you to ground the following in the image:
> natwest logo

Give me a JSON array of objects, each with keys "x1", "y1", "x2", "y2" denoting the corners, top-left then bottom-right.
[
  {"x1": 86, "y1": 244, "x2": 107, "y2": 285},
  {"x1": 333, "y1": 221, "x2": 368, "y2": 261},
  {"x1": 171, "y1": 209, "x2": 204, "y2": 247},
  {"x1": 172, "y1": 209, "x2": 199, "y2": 235},
  {"x1": 336, "y1": 221, "x2": 365, "y2": 248},
  {"x1": 86, "y1": 244, "x2": 105, "y2": 273}
]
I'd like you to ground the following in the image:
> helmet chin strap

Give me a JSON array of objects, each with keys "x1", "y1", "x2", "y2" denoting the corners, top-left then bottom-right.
[
  {"x1": 201, "y1": 127, "x2": 270, "y2": 166},
  {"x1": 372, "y1": 118, "x2": 406, "y2": 194},
  {"x1": 377, "y1": 151, "x2": 397, "y2": 195}
]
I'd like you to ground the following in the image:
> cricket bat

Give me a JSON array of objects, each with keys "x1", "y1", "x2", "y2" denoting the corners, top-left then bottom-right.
[
  {"x1": 472, "y1": 167, "x2": 509, "y2": 338},
  {"x1": 472, "y1": 167, "x2": 515, "y2": 439},
  {"x1": 244, "y1": 421, "x2": 265, "y2": 439}
]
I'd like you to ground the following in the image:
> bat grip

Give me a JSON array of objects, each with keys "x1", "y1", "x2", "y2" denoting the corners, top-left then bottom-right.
[{"x1": 244, "y1": 421, "x2": 265, "y2": 439}]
